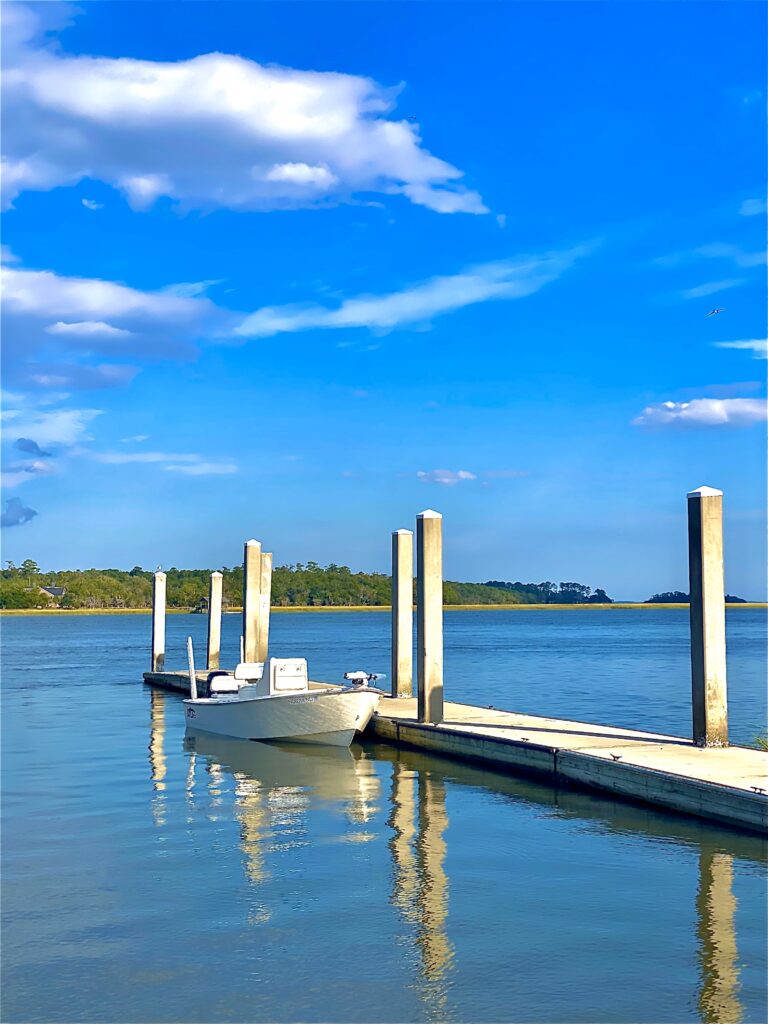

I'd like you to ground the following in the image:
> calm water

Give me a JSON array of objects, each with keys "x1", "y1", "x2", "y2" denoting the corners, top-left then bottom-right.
[{"x1": 2, "y1": 610, "x2": 767, "y2": 1023}]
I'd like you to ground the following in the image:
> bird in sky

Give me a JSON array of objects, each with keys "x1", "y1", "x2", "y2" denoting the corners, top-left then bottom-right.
[{"x1": 705, "y1": 307, "x2": 725, "y2": 317}]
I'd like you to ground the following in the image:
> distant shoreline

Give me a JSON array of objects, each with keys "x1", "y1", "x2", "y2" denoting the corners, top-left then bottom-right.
[{"x1": 1, "y1": 603, "x2": 765, "y2": 616}]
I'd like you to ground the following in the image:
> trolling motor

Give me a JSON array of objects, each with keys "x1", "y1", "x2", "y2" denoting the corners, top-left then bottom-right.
[{"x1": 343, "y1": 671, "x2": 386, "y2": 688}]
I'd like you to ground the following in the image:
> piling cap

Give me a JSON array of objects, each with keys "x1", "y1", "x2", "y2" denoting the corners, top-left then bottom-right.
[
  {"x1": 687, "y1": 486, "x2": 723, "y2": 498},
  {"x1": 245, "y1": 538, "x2": 261, "y2": 547},
  {"x1": 393, "y1": 528, "x2": 413, "y2": 535},
  {"x1": 417, "y1": 509, "x2": 442, "y2": 519},
  {"x1": 211, "y1": 570, "x2": 223, "y2": 578}
]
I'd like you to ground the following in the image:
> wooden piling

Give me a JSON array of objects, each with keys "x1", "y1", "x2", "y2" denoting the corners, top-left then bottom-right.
[
  {"x1": 257, "y1": 552, "x2": 273, "y2": 663},
  {"x1": 206, "y1": 571, "x2": 223, "y2": 670},
  {"x1": 151, "y1": 571, "x2": 166, "y2": 671},
  {"x1": 391, "y1": 529, "x2": 414, "y2": 698},
  {"x1": 688, "y1": 487, "x2": 728, "y2": 747},
  {"x1": 242, "y1": 539, "x2": 261, "y2": 663},
  {"x1": 416, "y1": 510, "x2": 444, "y2": 724}
]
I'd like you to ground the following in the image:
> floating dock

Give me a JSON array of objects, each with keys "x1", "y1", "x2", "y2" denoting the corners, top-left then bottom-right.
[
  {"x1": 143, "y1": 489, "x2": 768, "y2": 837},
  {"x1": 143, "y1": 670, "x2": 768, "y2": 835}
]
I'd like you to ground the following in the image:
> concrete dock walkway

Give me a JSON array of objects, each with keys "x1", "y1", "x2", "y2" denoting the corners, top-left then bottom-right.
[
  {"x1": 143, "y1": 670, "x2": 768, "y2": 834},
  {"x1": 369, "y1": 696, "x2": 768, "y2": 835}
]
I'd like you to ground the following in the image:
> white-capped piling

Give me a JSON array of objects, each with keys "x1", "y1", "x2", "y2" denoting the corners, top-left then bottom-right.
[
  {"x1": 416, "y1": 510, "x2": 444, "y2": 724},
  {"x1": 392, "y1": 529, "x2": 414, "y2": 698},
  {"x1": 206, "y1": 571, "x2": 223, "y2": 670},
  {"x1": 186, "y1": 635, "x2": 198, "y2": 700},
  {"x1": 151, "y1": 570, "x2": 166, "y2": 671},
  {"x1": 688, "y1": 487, "x2": 728, "y2": 746},
  {"x1": 257, "y1": 552, "x2": 273, "y2": 663},
  {"x1": 242, "y1": 539, "x2": 261, "y2": 664}
]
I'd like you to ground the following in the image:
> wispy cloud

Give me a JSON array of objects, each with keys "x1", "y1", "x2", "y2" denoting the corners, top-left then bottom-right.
[
  {"x1": 633, "y1": 398, "x2": 767, "y2": 427},
  {"x1": 236, "y1": 248, "x2": 586, "y2": 338},
  {"x1": 692, "y1": 243, "x2": 767, "y2": 268},
  {"x1": 681, "y1": 279, "x2": 746, "y2": 300},
  {"x1": 81, "y1": 198, "x2": 103, "y2": 211},
  {"x1": 91, "y1": 450, "x2": 238, "y2": 475},
  {"x1": 21, "y1": 363, "x2": 140, "y2": 390},
  {"x1": 4, "y1": 267, "x2": 206, "y2": 322},
  {"x1": 417, "y1": 469, "x2": 477, "y2": 486},
  {"x1": 1, "y1": 405, "x2": 102, "y2": 447},
  {"x1": 739, "y1": 198, "x2": 767, "y2": 217},
  {"x1": 714, "y1": 339, "x2": 767, "y2": 360},
  {"x1": 164, "y1": 462, "x2": 238, "y2": 476},
  {"x1": 2, "y1": 2, "x2": 485, "y2": 216},
  {"x1": 45, "y1": 321, "x2": 134, "y2": 337}
]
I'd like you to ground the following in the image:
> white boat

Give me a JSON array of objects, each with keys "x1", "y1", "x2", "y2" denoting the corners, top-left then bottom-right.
[{"x1": 183, "y1": 656, "x2": 380, "y2": 747}]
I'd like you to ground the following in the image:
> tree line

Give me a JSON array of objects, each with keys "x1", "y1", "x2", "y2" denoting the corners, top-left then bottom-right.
[{"x1": 0, "y1": 560, "x2": 616, "y2": 610}]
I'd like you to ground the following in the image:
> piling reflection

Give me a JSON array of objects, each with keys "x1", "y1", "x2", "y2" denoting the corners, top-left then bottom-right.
[
  {"x1": 697, "y1": 850, "x2": 742, "y2": 1024},
  {"x1": 374, "y1": 742, "x2": 765, "y2": 1024},
  {"x1": 148, "y1": 688, "x2": 167, "y2": 827},
  {"x1": 388, "y1": 760, "x2": 455, "y2": 1018}
]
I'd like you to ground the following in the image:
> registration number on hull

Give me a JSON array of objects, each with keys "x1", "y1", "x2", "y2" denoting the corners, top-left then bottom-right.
[{"x1": 287, "y1": 696, "x2": 317, "y2": 704}]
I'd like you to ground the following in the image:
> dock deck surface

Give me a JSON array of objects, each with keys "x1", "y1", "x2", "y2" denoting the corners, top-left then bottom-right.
[{"x1": 143, "y1": 671, "x2": 768, "y2": 834}]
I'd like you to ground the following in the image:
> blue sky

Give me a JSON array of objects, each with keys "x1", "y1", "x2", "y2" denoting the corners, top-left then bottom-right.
[{"x1": 2, "y1": 0, "x2": 766, "y2": 599}]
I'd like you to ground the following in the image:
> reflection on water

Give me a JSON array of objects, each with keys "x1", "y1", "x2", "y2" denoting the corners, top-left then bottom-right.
[
  {"x1": 5, "y1": 611, "x2": 767, "y2": 1023},
  {"x1": 389, "y1": 763, "x2": 455, "y2": 1019},
  {"x1": 698, "y1": 850, "x2": 741, "y2": 1024},
  {"x1": 148, "y1": 699, "x2": 760, "y2": 1024},
  {"x1": 148, "y1": 688, "x2": 167, "y2": 827}
]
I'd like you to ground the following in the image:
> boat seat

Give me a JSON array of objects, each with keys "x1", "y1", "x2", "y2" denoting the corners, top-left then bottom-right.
[
  {"x1": 233, "y1": 662, "x2": 264, "y2": 682},
  {"x1": 208, "y1": 671, "x2": 239, "y2": 694}
]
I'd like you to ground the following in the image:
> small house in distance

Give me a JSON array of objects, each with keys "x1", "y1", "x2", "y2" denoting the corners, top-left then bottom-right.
[{"x1": 39, "y1": 586, "x2": 66, "y2": 607}]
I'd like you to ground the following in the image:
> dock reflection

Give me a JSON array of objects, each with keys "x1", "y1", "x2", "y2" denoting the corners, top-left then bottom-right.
[
  {"x1": 373, "y1": 742, "x2": 765, "y2": 1024},
  {"x1": 147, "y1": 692, "x2": 763, "y2": 1022}
]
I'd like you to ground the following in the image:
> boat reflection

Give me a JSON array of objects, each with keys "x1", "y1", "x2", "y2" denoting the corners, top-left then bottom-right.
[
  {"x1": 147, "y1": 691, "x2": 763, "y2": 1023},
  {"x1": 184, "y1": 730, "x2": 382, "y2": 883}
]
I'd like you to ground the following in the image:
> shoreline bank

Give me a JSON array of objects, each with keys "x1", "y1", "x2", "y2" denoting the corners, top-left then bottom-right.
[{"x1": 1, "y1": 603, "x2": 765, "y2": 616}]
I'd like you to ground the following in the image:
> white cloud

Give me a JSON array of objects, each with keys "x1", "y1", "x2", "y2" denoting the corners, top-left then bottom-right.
[
  {"x1": 92, "y1": 451, "x2": 198, "y2": 465},
  {"x1": 714, "y1": 339, "x2": 767, "y2": 359},
  {"x1": 23, "y1": 363, "x2": 140, "y2": 389},
  {"x1": 693, "y1": 243, "x2": 766, "y2": 268},
  {"x1": 237, "y1": 248, "x2": 584, "y2": 338},
  {"x1": 265, "y1": 163, "x2": 338, "y2": 188},
  {"x1": 120, "y1": 434, "x2": 149, "y2": 443},
  {"x1": 45, "y1": 320, "x2": 134, "y2": 337},
  {"x1": 92, "y1": 450, "x2": 237, "y2": 474},
  {"x1": 81, "y1": 198, "x2": 103, "y2": 210},
  {"x1": 417, "y1": 469, "x2": 477, "y2": 485},
  {"x1": 164, "y1": 461, "x2": 238, "y2": 476},
  {"x1": 2, "y1": 4, "x2": 486, "y2": 216},
  {"x1": 633, "y1": 398, "x2": 767, "y2": 427},
  {"x1": 739, "y1": 198, "x2": 767, "y2": 216},
  {"x1": 3, "y1": 267, "x2": 204, "y2": 321},
  {"x1": 1, "y1": 244, "x2": 19, "y2": 263},
  {"x1": 1, "y1": 458, "x2": 57, "y2": 489},
  {"x1": 0, "y1": 405, "x2": 101, "y2": 446},
  {"x1": 681, "y1": 279, "x2": 746, "y2": 300},
  {"x1": 2, "y1": 258, "x2": 225, "y2": 392}
]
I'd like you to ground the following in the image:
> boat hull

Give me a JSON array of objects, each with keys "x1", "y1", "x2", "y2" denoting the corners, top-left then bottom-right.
[{"x1": 183, "y1": 688, "x2": 379, "y2": 747}]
